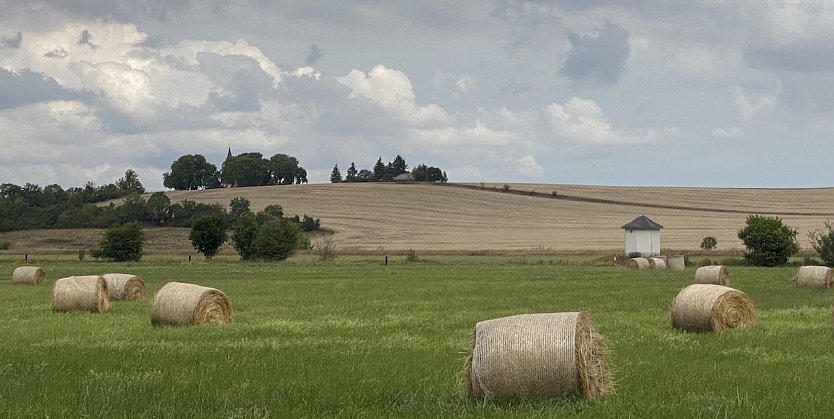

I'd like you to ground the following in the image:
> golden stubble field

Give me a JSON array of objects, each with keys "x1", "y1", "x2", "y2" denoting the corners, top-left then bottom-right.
[
  {"x1": 155, "y1": 182, "x2": 834, "y2": 255},
  {"x1": 6, "y1": 182, "x2": 831, "y2": 256}
]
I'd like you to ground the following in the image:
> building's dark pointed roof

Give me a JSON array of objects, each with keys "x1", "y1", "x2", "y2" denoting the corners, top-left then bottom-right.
[
  {"x1": 621, "y1": 215, "x2": 663, "y2": 230},
  {"x1": 226, "y1": 146, "x2": 232, "y2": 160}
]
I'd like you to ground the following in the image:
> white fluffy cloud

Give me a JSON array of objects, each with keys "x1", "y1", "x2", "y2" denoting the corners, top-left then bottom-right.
[{"x1": 544, "y1": 97, "x2": 674, "y2": 145}]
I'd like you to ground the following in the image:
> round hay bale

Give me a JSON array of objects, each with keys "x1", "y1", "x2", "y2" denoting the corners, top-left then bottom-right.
[
  {"x1": 671, "y1": 284, "x2": 755, "y2": 332},
  {"x1": 102, "y1": 273, "x2": 147, "y2": 301},
  {"x1": 648, "y1": 257, "x2": 666, "y2": 270},
  {"x1": 667, "y1": 255, "x2": 685, "y2": 271},
  {"x1": 51, "y1": 276, "x2": 109, "y2": 313},
  {"x1": 694, "y1": 265, "x2": 729, "y2": 286},
  {"x1": 795, "y1": 266, "x2": 833, "y2": 289},
  {"x1": 465, "y1": 312, "x2": 612, "y2": 402},
  {"x1": 626, "y1": 257, "x2": 650, "y2": 270},
  {"x1": 149, "y1": 282, "x2": 232, "y2": 327},
  {"x1": 12, "y1": 266, "x2": 45, "y2": 284}
]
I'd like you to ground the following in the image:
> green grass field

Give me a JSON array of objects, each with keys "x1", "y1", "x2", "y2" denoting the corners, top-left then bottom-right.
[{"x1": 1, "y1": 256, "x2": 833, "y2": 418}]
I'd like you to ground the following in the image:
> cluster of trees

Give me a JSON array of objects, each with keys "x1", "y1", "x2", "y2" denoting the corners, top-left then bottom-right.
[
  {"x1": 330, "y1": 155, "x2": 447, "y2": 183},
  {"x1": 92, "y1": 196, "x2": 321, "y2": 262},
  {"x1": 189, "y1": 197, "x2": 318, "y2": 261},
  {"x1": 163, "y1": 153, "x2": 307, "y2": 190},
  {"x1": 705, "y1": 215, "x2": 834, "y2": 267},
  {"x1": 0, "y1": 170, "x2": 148, "y2": 231}
]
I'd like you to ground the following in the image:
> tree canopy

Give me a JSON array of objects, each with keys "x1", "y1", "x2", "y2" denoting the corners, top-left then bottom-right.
[{"x1": 163, "y1": 155, "x2": 220, "y2": 190}]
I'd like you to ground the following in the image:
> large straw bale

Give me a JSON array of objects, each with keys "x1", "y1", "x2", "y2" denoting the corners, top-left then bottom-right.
[
  {"x1": 694, "y1": 265, "x2": 729, "y2": 286},
  {"x1": 102, "y1": 273, "x2": 147, "y2": 301},
  {"x1": 12, "y1": 266, "x2": 45, "y2": 284},
  {"x1": 648, "y1": 257, "x2": 666, "y2": 270},
  {"x1": 465, "y1": 312, "x2": 612, "y2": 402},
  {"x1": 671, "y1": 284, "x2": 755, "y2": 332},
  {"x1": 51, "y1": 276, "x2": 109, "y2": 313},
  {"x1": 626, "y1": 257, "x2": 650, "y2": 270},
  {"x1": 149, "y1": 282, "x2": 232, "y2": 327},
  {"x1": 794, "y1": 266, "x2": 833, "y2": 289},
  {"x1": 667, "y1": 255, "x2": 685, "y2": 271}
]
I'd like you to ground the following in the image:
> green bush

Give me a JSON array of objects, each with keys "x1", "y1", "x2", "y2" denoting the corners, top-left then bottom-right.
[
  {"x1": 808, "y1": 221, "x2": 834, "y2": 266},
  {"x1": 97, "y1": 222, "x2": 144, "y2": 262},
  {"x1": 700, "y1": 236, "x2": 717, "y2": 250},
  {"x1": 232, "y1": 211, "x2": 258, "y2": 260},
  {"x1": 252, "y1": 219, "x2": 302, "y2": 261},
  {"x1": 190, "y1": 213, "x2": 228, "y2": 259},
  {"x1": 737, "y1": 215, "x2": 799, "y2": 267}
]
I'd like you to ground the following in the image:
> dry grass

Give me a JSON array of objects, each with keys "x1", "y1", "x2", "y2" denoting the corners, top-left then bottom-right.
[{"x1": 8, "y1": 182, "x2": 834, "y2": 255}]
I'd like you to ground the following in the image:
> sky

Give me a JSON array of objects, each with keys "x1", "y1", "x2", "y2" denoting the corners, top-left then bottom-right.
[{"x1": 2, "y1": 1, "x2": 834, "y2": 190}]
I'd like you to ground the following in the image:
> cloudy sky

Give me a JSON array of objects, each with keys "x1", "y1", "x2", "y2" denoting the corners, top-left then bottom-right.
[{"x1": 2, "y1": 1, "x2": 834, "y2": 189}]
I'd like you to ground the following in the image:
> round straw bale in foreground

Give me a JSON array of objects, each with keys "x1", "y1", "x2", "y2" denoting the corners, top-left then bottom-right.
[
  {"x1": 465, "y1": 312, "x2": 612, "y2": 402},
  {"x1": 51, "y1": 276, "x2": 109, "y2": 313},
  {"x1": 671, "y1": 284, "x2": 754, "y2": 332},
  {"x1": 12, "y1": 266, "x2": 45, "y2": 284},
  {"x1": 667, "y1": 255, "x2": 685, "y2": 271},
  {"x1": 102, "y1": 273, "x2": 146, "y2": 301},
  {"x1": 794, "y1": 266, "x2": 833, "y2": 289},
  {"x1": 150, "y1": 282, "x2": 232, "y2": 327},
  {"x1": 626, "y1": 257, "x2": 650, "y2": 270},
  {"x1": 648, "y1": 257, "x2": 667, "y2": 270},
  {"x1": 694, "y1": 265, "x2": 729, "y2": 285}
]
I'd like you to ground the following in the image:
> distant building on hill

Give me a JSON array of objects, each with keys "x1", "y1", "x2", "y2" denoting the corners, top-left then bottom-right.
[{"x1": 621, "y1": 215, "x2": 663, "y2": 256}]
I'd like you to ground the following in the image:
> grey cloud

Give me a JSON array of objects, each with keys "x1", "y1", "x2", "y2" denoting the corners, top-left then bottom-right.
[
  {"x1": 1, "y1": 31, "x2": 22, "y2": 49},
  {"x1": 197, "y1": 52, "x2": 273, "y2": 112},
  {"x1": 500, "y1": 78, "x2": 535, "y2": 96},
  {"x1": 0, "y1": 68, "x2": 79, "y2": 109},
  {"x1": 305, "y1": 43, "x2": 324, "y2": 65},
  {"x1": 44, "y1": 49, "x2": 69, "y2": 59},
  {"x1": 8, "y1": 0, "x2": 194, "y2": 22},
  {"x1": 745, "y1": 46, "x2": 834, "y2": 73},
  {"x1": 559, "y1": 22, "x2": 629, "y2": 86},
  {"x1": 78, "y1": 29, "x2": 98, "y2": 48}
]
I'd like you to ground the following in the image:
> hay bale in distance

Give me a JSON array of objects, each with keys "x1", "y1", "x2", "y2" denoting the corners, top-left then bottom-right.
[
  {"x1": 671, "y1": 284, "x2": 755, "y2": 332},
  {"x1": 667, "y1": 255, "x2": 685, "y2": 271},
  {"x1": 102, "y1": 273, "x2": 147, "y2": 301},
  {"x1": 694, "y1": 265, "x2": 729, "y2": 286},
  {"x1": 149, "y1": 282, "x2": 232, "y2": 327},
  {"x1": 465, "y1": 312, "x2": 612, "y2": 402},
  {"x1": 626, "y1": 257, "x2": 650, "y2": 270},
  {"x1": 795, "y1": 266, "x2": 833, "y2": 289},
  {"x1": 648, "y1": 257, "x2": 667, "y2": 270},
  {"x1": 12, "y1": 266, "x2": 45, "y2": 284},
  {"x1": 51, "y1": 276, "x2": 109, "y2": 313}
]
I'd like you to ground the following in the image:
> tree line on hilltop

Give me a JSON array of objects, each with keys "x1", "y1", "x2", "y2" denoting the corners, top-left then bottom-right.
[
  {"x1": 163, "y1": 152, "x2": 308, "y2": 190},
  {"x1": 329, "y1": 155, "x2": 447, "y2": 183}
]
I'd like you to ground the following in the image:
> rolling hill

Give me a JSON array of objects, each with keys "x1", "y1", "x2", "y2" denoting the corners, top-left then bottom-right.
[
  {"x1": 162, "y1": 182, "x2": 834, "y2": 254},
  {"x1": 4, "y1": 182, "x2": 832, "y2": 256}
]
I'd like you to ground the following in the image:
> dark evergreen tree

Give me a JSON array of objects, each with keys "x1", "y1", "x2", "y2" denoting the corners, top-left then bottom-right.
[
  {"x1": 372, "y1": 157, "x2": 386, "y2": 181},
  {"x1": 389, "y1": 155, "x2": 408, "y2": 176},
  {"x1": 330, "y1": 164, "x2": 342, "y2": 183},
  {"x1": 345, "y1": 162, "x2": 358, "y2": 182}
]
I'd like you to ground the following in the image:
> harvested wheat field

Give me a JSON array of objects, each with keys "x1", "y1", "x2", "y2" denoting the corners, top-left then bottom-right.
[
  {"x1": 159, "y1": 183, "x2": 834, "y2": 254},
  {"x1": 10, "y1": 183, "x2": 831, "y2": 255}
]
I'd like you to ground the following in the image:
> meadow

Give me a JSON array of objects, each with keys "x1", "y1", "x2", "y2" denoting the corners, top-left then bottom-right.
[{"x1": 2, "y1": 256, "x2": 833, "y2": 418}]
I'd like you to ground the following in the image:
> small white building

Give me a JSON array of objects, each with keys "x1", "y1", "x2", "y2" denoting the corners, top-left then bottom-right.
[{"x1": 621, "y1": 215, "x2": 663, "y2": 257}]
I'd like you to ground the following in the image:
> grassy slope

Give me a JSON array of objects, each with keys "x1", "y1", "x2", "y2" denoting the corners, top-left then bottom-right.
[{"x1": 1, "y1": 258, "x2": 833, "y2": 417}]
